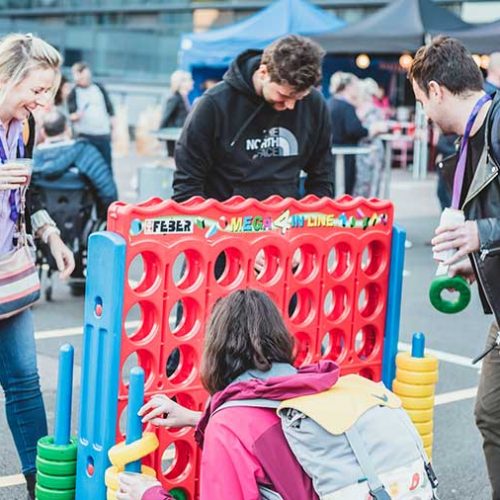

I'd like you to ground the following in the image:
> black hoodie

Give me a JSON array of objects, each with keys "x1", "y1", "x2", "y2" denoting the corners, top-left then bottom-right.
[{"x1": 173, "y1": 50, "x2": 334, "y2": 202}]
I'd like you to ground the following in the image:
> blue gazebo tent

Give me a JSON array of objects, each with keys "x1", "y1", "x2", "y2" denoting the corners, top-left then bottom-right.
[{"x1": 179, "y1": 0, "x2": 346, "y2": 95}]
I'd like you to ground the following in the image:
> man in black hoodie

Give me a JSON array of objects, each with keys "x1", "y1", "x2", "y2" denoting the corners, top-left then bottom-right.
[{"x1": 173, "y1": 35, "x2": 334, "y2": 202}]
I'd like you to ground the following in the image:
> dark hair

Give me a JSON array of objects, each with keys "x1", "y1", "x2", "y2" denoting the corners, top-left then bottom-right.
[
  {"x1": 409, "y1": 36, "x2": 483, "y2": 96},
  {"x1": 261, "y1": 35, "x2": 324, "y2": 92},
  {"x1": 54, "y1": 74, "x2": 68, "y2": 106},
  {"x1": 72, "y1": 61, "x2": 89, "y2": 73},
  {"x1": 42, "y1": 110, "x2": 67, "y2": 137},
  {"x1": 201, "y1": 289, "x2": 295, "y2": 394}
]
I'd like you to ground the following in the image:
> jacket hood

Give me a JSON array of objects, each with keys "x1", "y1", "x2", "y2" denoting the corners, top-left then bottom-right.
[
  {"x1": 195, "y1": 360, "x2": 340, "y2": 447},
  {"x1": 223, "y1": 50, "x2": 262, "y2": 99},
  {"x1": 33, "y1": 140, "x2": 86, "y2": 180}
]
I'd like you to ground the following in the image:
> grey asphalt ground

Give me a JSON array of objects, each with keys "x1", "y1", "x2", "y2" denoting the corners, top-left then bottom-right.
[{"x1": 0, "y1": 149, "x2": 493, "y2": 499}]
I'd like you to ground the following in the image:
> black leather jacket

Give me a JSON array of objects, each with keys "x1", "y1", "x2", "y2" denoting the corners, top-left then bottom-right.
[{"x1": 441, "y1": 93, "x2": 500, "y2": 324}]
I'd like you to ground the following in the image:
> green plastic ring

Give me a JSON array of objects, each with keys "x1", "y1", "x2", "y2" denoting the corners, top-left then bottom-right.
[
  {"x1": 170, "y1": 488, "x2": 188, "y2": 500},
  {"x1": 35, "y1": 484, "x2": 76, "y2": 500},
  {"x1": 36, "y1": 471, "x2": 76, "y2": 491},
  {"x1": 429, "y1": 275, "x2": 471, "y2": 314},
  {"x1": 37, "y1": 436, "x2": 77, "y2": 462},
  {"x1": 36, "y1": 456, "x2": 77, "y2": 477}
]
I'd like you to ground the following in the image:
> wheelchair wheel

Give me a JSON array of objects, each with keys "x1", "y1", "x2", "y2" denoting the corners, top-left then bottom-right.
[{"x1": 69, "y1": 282, "x2": 85, "y2": 297}]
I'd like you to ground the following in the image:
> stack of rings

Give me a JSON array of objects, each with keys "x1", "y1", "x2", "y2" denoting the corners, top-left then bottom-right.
[
  {"x1": 35, "y1": 436, "x2": 78, "y2": 499},
  {"x1": 394, "y1": 352, "x2": 439, "y2": 458}
]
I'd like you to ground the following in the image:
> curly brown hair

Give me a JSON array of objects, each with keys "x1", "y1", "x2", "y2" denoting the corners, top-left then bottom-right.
[
  {"x1": 201, "y1": 289, "x2": 295, "y2": 395},
  {"x1": 409, "y1": 36, "x2": 483, "y2": 96},
  {"x1": 261, "y1": 35, "x2": 324, "y2": 92}
]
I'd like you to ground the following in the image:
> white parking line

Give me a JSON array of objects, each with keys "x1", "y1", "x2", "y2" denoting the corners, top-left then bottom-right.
[
  {"x1": 37, "y1": 327, "x2": 482, "y2": 374},
  {"x1": 34, "y1": 321, "x2": 141, "y2": 340},
  {"x1": 0, "y1": 474, "x2": 24, "y2": 488},
  {"x1": 35, "y1": 325, "x2": 83, "y2": 339},
  {"x1": 435, "y1": 387, "x2": 477, "y2": 406},
  {"x1": 398, "y1": 342, "x2": 481, "y2": 370}
]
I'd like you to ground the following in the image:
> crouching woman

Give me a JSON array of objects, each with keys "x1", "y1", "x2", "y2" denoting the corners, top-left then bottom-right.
[{"x1": 117, "y1": 289, "x2": 339, "y2": 500}]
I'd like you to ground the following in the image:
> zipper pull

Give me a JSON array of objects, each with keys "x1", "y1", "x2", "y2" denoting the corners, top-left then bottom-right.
[
  {"x1": 480, "y1": 248, "x2": 490, "y2": 261},
  {"x1": 473, "y1": 331, "x2": 500, "y2": 364}
]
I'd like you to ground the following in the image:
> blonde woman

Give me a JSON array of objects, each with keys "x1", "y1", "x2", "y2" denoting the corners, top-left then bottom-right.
[
  {"x1": 0, "y1": 33, "x2": 74, "y2": 499},
  {"x1": 159, "y1": 69, "x2": 193, "y2": 156}
]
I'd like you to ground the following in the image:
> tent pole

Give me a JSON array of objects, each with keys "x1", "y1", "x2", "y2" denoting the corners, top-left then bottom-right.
[{"x1": 413, "y1": 101, "x2": 428, "y2": 180}]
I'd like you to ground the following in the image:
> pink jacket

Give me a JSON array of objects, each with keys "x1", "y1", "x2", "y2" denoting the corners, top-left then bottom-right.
[{"x1": 143, "y1": 360, "x2": 340, "y2": 500}]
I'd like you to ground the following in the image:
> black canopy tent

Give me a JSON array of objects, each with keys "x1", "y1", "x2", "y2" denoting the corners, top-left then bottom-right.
[
  {"x1": 442, "y1": 20, "x2": 500, "y2": 53},
  {"x1": 311, "y1": 0, "x2": 470, "y2": 54}
]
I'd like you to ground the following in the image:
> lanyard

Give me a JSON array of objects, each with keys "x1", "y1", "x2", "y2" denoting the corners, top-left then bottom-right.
[
  {"x1": 451, "y1": 93, "x2": 492, "y2": 209},
  {"x1": 0, "y1": 134, "x2": 25, "y2": 223}
]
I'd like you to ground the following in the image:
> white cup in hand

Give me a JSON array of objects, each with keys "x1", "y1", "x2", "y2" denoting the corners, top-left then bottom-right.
[{"x1": 0, "y1": 159, "x2": 33, "y2": 190}]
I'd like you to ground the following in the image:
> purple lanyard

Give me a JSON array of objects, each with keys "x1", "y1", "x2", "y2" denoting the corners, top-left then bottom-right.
[
  {"x1": 451, "y1": 93, "x2": 492, "y2": 209},
  {"x1": 0, "y1": 135, "x2": 25, "y2": 222}
]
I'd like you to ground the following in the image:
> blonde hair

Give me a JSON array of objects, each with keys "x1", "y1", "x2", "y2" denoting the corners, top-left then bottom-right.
[
  {"x1": 169, "y1": 70, "x2": 192, "y2": 93},
  {"x1": 329, "y1": 71, "x2": 357, "y2": 95},
  {"x1": 0, "y1": 33, "x2": 62, "y2": 106},
  {"x1": 488, "y1": 52, "x2": 500, "y2": 72},
  {"x1": 358, "y1": 78, "x2": 379, "y2": 102}
]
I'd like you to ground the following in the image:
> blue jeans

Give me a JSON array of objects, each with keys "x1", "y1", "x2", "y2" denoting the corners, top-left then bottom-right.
[{"x1": 0, "y1": 309, "x2": 47, "y2": 474}]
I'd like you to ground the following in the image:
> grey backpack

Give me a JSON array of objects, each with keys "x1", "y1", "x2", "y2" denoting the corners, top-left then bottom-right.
[{"x1": 217, "y1": 374, "x2": 438, "y2": 500}]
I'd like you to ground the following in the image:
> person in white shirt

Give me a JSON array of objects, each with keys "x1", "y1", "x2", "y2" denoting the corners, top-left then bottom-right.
[{"x1": 67, "y1": 62, "x2": 115, "y2": 170}]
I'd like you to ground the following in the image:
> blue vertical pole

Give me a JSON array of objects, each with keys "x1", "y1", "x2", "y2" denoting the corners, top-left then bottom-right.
[
  {"x1": 76, "y1": 232, "x2": 126, "y2": 500},
  {"x1": 125, "y1": 367, "x2": 145, "y2": 473},
  {"x1": 54, "y1": 344, "x2": 74, "y2": 446},
  {"x1": 411, "y1": 332, "x2": 425, "y2": 358},
  {"x1": 382, "y1": 224, "x2": 406, "y2": 388}
]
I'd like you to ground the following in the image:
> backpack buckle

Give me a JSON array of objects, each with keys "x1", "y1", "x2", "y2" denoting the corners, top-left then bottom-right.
[
  {"x1": 369, "y1": 486, "x2": 391, "y2": 500},
  {"x1": 425, "y1": 462, "x2": 439, "y2": 489}
]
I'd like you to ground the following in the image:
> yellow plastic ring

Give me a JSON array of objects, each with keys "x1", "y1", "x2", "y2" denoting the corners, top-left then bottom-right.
[
  {"x1": 414, "y1": 420, "x2": 433, "y2": 435},
  {"x1": 396, "y1": 368, "x2": 438, "y2": 385},
  {"x1": 420, "y1": 433, "x2": 433, "y2": 448},
  {"x1": 105, "y1": 465, "x2": 156, "y2": 491},
  {"x1": 424, "y1": 446, "x2": 433, "y2": 460},
  {"x1": 392, "y1": 380, "x2": 435, "y2": 398},
  {"x1": 396, "y1": 352, "x2": 438, "y2": 372},
  {"x1": 405, "y1": 408, "x2": 433, "y2": 423},
  {"x1": 399, "y1": 395, "x2": 435, "y2": 410},
  {"x1": 108, "y1": 433, "x2": 159, "y2": 468}
]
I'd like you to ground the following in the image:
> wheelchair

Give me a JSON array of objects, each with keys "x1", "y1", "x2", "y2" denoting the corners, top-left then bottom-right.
[{"x1": 33, "y1": 178, "x2": 105, "y2": 301}]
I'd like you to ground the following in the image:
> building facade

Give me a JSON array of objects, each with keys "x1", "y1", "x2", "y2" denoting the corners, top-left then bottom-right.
[{"x1": 0, "y1": 0, "x2": 471, "y2": 84}]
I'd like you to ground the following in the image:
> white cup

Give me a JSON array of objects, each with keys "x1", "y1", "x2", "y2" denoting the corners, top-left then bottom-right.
[{"x1": 4, "y1": 158, "x2": 33, "y2": 187}]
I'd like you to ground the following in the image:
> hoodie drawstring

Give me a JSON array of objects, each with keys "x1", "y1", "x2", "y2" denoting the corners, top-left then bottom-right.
[{"x1": 230, "y1": 102, "x2": 266, "y2": 148}]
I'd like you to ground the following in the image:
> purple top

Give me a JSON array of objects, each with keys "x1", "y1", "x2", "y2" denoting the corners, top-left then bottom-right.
[{"x1": 0, "y1": 119, "x2": 24, "y2": 255}]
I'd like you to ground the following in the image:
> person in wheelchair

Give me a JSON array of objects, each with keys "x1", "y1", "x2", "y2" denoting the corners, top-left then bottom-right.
[{"x1": 32, "y1": 110, "x2": 118, "y2": 298}]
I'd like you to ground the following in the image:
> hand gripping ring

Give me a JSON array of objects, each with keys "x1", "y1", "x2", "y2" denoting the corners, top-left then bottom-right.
[
  {"x1": 429, "y1": 275, "x2": 471, "y2": 314},
  {"x1": 105, "y1": 465, "x2": 156, "y2": 490}
]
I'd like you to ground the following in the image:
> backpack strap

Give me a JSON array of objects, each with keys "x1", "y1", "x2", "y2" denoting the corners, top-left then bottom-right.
[
  {"x1": 212, "y1": 398, "x2": 280, "y2": 417},
  {"x1": 398, "y1": 410, "x2": 439, "y2": 491},
  {"x1": 344, "y1": 427, "x2": 391, "y2": 500}
]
